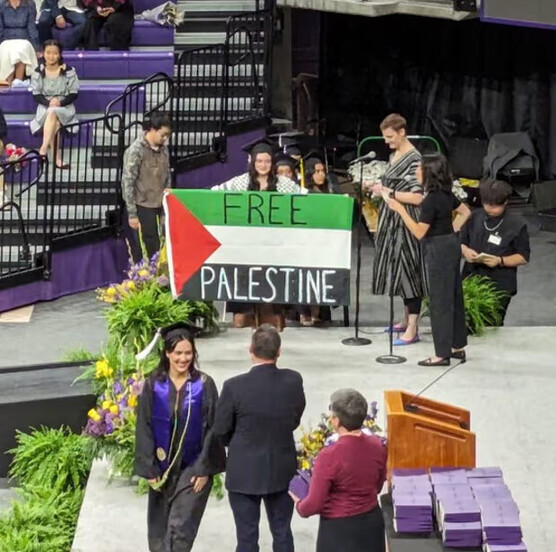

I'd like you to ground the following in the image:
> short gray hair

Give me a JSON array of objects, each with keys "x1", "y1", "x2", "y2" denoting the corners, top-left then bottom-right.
[
  {"x1": 330, "y1": 389, "x2": 368, "y2": 431},
  {"x1": 251, "y1": 324, "x2": 281, "y2": 360}
]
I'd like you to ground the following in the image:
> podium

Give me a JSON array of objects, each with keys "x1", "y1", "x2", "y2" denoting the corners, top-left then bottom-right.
[{"x1": 384, "y1": 390, "x2": 476, "y2": 477}]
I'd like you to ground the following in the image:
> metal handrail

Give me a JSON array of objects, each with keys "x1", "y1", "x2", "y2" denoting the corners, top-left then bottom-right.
[{"x1": 0, "y1": 200, "x2": 31, "y2": 262}]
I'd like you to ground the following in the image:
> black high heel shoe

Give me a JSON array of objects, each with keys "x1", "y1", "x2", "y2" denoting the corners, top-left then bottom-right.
[{"x1": 451, "y1": 350, "x2": 466, "y2": 363}]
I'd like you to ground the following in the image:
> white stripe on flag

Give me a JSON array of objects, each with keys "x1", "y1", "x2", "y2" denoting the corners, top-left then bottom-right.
[{"x1": 205, "y1": 226, "x2": 351, "y2": 269}]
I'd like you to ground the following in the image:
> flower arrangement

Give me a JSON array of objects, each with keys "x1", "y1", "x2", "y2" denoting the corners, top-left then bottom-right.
[
  {"x1": 296, "y1": 401, "x2": 383, "y2": 472},
  {"x1": 3, "y1": 143, "x2": 28, "y2": 172},
  {"x1": 81, "y1": 251, "x2": 219, "y2": 487},
  {"x1": 136, "y1": 1, "x2": 185, "y2": 27}
]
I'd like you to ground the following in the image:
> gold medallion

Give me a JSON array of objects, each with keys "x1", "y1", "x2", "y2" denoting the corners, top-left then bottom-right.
[{"x1": 156, "y1": 447, "x2": 167, "y2": 462}]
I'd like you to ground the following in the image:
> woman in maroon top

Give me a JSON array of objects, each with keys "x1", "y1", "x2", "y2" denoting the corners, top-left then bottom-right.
[{"x1": 290, "y1": 389, "x2": 387, "y2": 552}]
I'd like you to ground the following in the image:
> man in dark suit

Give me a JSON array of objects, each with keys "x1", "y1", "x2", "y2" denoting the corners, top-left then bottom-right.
[{"x1": 213, "y1": 324, "x2": 306, "y2": 552}]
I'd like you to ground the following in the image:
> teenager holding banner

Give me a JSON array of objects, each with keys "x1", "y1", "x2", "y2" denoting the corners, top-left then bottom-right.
[
  {"x1": 387, "y1": 153, "x2": 471, "y2": 366},
  {"x1": 134, "y1": 323, "x2": 226, "y2": 552},
  {"x1": 211, "y1": 139, "x2": 307, "y2": 328}
]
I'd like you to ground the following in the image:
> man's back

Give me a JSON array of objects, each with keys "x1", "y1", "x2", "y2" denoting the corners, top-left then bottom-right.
[{"x1": 214, "y1": 363, "x2": 305, "y2": 495}]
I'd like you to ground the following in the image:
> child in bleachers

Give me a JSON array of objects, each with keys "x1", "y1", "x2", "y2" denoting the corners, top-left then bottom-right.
[
  {"x1": 82, "y1": 0, "x2": 133, "y2": 51},
  {"x1": 30, "y1": 39, "x2": 79, "y2": 169},
  {"x1": 0, "y1": 0, "x2": 40, "y2": 87}
]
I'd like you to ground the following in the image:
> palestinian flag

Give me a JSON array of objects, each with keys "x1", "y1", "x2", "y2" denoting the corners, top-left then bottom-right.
[{"x1": 163, "y1": 189, "x2": 354, "y2": 306}]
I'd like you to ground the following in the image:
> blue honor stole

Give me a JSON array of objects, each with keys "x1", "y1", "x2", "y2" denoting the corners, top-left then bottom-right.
[{"x1": 152, "y1": 376, "x2": 204, "y2": 473}]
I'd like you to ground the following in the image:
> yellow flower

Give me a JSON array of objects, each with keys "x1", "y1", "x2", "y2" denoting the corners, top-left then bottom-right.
[
  {"x1": 125, "y1": 280, "x2": 136, "y2": 291},
  {"x1": 102, "y1": 400, "x2": 113, "y2": 410},
  {"x1": 127, "y1": 395, "x2": 138, "y2": 408},
  {"x1": 95, "y1": 360, "x2": 113, "y2": 379},
  {"x1": 88, "y1": 408, "x2": 102, "y2": 422},
  {"x1": 138, "y1": 269, "x2": 149, "y2": 277},
  {"x1": 301, "y1": 459, "x2": 311, "y2": 470},
  {"x1": 109, "y1": 404, "x2": 119, "y2": 415},
  {"x1": 106, "y1": 287, "x2": 116, "y2": 296}
]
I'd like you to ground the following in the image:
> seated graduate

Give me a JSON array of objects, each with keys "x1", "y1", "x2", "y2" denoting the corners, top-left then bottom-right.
[
  {"x1": 275, "y1": 153, "x2": 298, "y2": 182},
  {"x1": 460, "y1": 179, "x2": 530, "y2": 325},
  {"x1": 291, "y1": 389, "x2": 387, "y2": 552},
  {"x1": 211, "y1": 138, "x2": 306, "y2": 193},
  {"x1": 134, "y1": 322, "x2": 226, "y2": 552}
]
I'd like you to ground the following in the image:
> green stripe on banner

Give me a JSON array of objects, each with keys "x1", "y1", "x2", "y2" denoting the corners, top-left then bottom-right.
[{"x1": 169, "y1": 189, "x2": 353, "y2": 230}]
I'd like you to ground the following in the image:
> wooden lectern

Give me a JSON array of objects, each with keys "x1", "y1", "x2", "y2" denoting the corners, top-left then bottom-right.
[{"x1": 384, "y1": 390, "x2": 476, "y2": 477}]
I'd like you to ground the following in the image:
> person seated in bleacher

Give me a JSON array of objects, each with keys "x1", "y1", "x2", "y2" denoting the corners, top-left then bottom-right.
[
  {"x1": 82, "y1": 0, "x2": 133, "y2": 51},
  {"x1": 37, "y1": 0, "x2": 86, "y2": 50},
  {"x1": 0, "y1": 0, "x2": 40, "y2": 87},
  {"x1": 275, "y1": 153, "x2": 298, "y2": 182},
  {"x1": 30, "y1": 39, "x2": 79, "y2": 169}
]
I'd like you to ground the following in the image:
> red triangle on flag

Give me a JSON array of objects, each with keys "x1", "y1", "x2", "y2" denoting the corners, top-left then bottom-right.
[{"x1": 166, "y1": 193, "x2": 221, "y2": 293}]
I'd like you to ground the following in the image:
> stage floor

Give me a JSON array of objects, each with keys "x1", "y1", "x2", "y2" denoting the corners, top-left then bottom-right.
[{"x1": 71, "y1": 326, "x2": 556, "y2": 552}]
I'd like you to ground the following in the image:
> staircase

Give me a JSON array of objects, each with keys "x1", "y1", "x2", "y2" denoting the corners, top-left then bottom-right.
[{"x1": 172, "y1": 0, "x2": 267, "y2": 159}]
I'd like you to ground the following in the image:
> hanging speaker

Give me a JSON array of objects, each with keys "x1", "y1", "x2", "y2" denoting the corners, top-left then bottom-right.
[{"x1": 454, "y1": 0, "x2": 477, "y2": 11}]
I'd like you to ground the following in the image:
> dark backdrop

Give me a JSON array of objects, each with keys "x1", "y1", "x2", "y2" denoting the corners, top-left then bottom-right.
[{"x1": 319, "y1": 14, "x2": 556, "y2": 178}]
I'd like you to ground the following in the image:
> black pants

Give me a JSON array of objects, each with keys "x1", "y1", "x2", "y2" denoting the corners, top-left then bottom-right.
[
  {"x1": 147, "y1": 466, "x2": 212, "y2": 552},
  {"x1": 228, "y1": 490, "x2": 294, "y2": 552},
  {"x1": 424, "y1": 234, "x2": 467, "y2": 358},
  {"x1": 317, "y1": 506, "x2": 385, "y2": 552},
  {"x1": 83, "y1": 7, "x2": 133, "y2": 50},
  {"x1": 130, "y1": 205, "x2": 163, "y2": 263}
]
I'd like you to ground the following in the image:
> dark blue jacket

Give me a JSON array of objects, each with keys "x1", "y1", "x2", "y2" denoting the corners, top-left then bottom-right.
[{"x1": 0, "y1": 0, "x2": 39, "y2": 50}]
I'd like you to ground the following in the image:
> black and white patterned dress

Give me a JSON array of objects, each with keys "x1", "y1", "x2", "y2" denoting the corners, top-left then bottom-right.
[{"x1": 371, "y1": 149, "x2": 428, "y2": 299}]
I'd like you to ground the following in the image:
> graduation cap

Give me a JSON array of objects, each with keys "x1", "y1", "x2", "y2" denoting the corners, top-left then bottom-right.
[
  {"x1": 241, "y1": 136, "x2": 277, "y2": 157},
  {"x1": 135, "y1": 321, "x2": 202, "y2": 361},
  {"x1": 274, "y1": 153, "x2": 298, "y2": 171}
]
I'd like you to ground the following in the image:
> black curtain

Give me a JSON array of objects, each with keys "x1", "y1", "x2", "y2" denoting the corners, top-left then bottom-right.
[{"x1": 320, "y1": 14, "x2": 556, "y2": 178}]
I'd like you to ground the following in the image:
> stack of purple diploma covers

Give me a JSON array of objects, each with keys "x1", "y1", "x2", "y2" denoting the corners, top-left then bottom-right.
[
  {"x1": 483, "y1": 543, "x2": 528, "y2": 552},
  {"x1": 288, "y1": 470, "x2": 311, "y2": 500},
  {"x1": 442, "y1": 521, "x2": 483, "y2": 547},
  {"x1": 391, "y1": 470, "x2": 433, "y2": 534},
  {"x1": 431, "y1": 470, "x2": 482, "y2": 547}
]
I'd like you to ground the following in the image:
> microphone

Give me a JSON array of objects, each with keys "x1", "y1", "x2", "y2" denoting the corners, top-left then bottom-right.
[
  {"x1": 404, "y1": 359, "x2": 468, "y2": 428},
  {"x1": 348, "y1": 151, "x2": 377, "y2": 166}
]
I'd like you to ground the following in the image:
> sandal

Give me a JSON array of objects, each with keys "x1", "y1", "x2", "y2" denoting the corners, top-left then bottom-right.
[
  {"x1": 418, "y1": 357, "x2": 450, "y2": 367},
  {"x1": 451, "y1": 350, "x2": 466, "y2": 363},
  {"x1": 56, "y1": 161, "x2": 70, "y2": 170}
]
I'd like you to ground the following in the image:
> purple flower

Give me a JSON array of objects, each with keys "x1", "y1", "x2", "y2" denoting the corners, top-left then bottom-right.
[
  {"x1": 113, "y1": 380, "x2": 124, "y2": 394},
  {"x1": 157, "y1": 275, "x2": 169, "y2": 287},
  {"x1": 105, "y1": 419, "x2": 115, "y2": 435},
  {"x1": 131, "y1": 380, "x2": 144, "y2": 396}
]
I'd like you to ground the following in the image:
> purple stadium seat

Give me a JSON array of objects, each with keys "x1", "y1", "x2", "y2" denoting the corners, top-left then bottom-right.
[
  {"x1": 6, "y1": 120, "x2": 93, "y2": 149},
  {"x1": 0, "y1": 84, "x2": 140, "y2": 114},
  {"x1": 52, "y1": 19, "x2": 173, "y2": 48},
  {"x1": 132, "y1": 0, "x2": 166, "y2": 15},
  {"x1": 63, "y1": 51, "x2": 174, "y2": 79}
]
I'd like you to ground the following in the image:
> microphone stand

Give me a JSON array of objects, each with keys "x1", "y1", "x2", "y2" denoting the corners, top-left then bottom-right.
[
  {"x1": 376, "y1": 176, "x2": 406, "y2": 364},
  {"x1": 342, "y1": 158, "x2": 371, "y2": 346}
]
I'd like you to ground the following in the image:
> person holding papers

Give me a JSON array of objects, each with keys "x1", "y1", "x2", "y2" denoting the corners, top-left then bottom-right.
[
  {"x1": 290, "y1": 389, "x2": 387, "y2": 552},
  {"x1": 460, "y1": 179, "x2": 530, "y2": 325}
]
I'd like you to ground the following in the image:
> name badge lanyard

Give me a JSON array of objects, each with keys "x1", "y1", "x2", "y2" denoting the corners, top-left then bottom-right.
[{"x1": 484, "y1": 218, "x2": 504, "y2": 246}]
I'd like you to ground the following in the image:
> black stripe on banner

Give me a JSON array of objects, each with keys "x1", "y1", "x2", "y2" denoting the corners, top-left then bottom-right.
[{"x1": 178, "y1": 264, "x2": 350, "y2": 306}]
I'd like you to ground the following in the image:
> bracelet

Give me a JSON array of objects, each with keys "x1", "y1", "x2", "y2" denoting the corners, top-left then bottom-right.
[{"x1": 499, "y1": 256, "x2": 504, "y2": 267}]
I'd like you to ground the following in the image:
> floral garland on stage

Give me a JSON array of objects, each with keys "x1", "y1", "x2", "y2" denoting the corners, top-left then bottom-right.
[
  {"x1": 296, "y1": 401, "x2": 385, "y2": 473},
  {"x1": 77, "y1": 250, "x2": 221, "y2": 494}
]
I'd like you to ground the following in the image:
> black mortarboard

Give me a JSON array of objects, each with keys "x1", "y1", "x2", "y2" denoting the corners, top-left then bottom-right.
[
  {"x1": 274, "y1": 153, "x2": 297, "y2": 171},
  {"x1": 136, "y1": 321, "x2": 202, "y2": 360},
  {"x1": 241, "y1": 136, "x2": 277, "y2": 156}
]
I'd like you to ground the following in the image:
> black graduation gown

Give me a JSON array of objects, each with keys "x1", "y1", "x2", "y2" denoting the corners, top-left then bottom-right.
[{"x1": 135, "y1": 370, "x2": 226, "y2": 552}]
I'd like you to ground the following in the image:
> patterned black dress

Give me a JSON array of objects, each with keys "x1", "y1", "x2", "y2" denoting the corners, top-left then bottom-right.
[{"x1": 371, "y1": 149, "x2": 427, "y2": 299}]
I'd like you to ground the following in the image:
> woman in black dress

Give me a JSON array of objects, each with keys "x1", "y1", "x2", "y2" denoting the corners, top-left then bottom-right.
[
  {"x1": 135, "y1": 322, "x2": 226, "y2": 552},
  {"x1": 387, "y1": 153, "x2": 471, "y2": 366}
]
